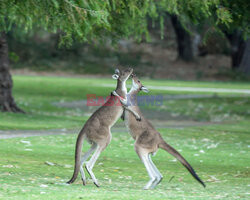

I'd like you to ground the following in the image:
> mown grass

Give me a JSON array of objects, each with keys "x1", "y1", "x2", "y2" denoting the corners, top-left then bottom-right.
[
  {"x1": 1, "y1": 75, "x2": 250, "y2": 130},
  {"x1": 149, "y1": 96, "x2": 250, "y2": 122},
  {"x1": 0, "y1": 123, "x2": 249, "y2": 199},
  {"x1": 0, "y1": 75, "x2": 249, "y2": 199}
]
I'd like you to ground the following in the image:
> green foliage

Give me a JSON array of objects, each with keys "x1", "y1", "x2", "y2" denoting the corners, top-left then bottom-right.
[
  {"x1": 216, "y1": 7, "x2": 233, "y2": 27},
  {"x1": 0, "y1": 0, "x2": 158, "y2": 44},
  {"x1": 0, "y1": 0, "x2": 110, "y2": 45},
  {"x1": 217, "y1": 0, "x2": 250, "y2": 36},
  {"x1": 1, "y1": 0, "x2": 248, "y2": 44},
  {"x1": 9, "y1": 52, "x2": 19, "y2": 63}
]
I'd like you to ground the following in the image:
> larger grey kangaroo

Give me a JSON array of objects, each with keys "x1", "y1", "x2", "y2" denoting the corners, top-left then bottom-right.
[
  {"x1": 118, "y1": 74, "x2": 206, "y2": 189},
  {"x1": 67, "y1": 68, "x2": 140, "y2": 187}
]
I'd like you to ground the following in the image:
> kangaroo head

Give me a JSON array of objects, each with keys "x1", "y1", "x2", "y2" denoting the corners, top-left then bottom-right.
[
  {"x1": 112, "y1": 68, "x2": 133, "y2": 82},
  {"x1": 131, "y1": 74, "x2": 149, "y2": 93}
]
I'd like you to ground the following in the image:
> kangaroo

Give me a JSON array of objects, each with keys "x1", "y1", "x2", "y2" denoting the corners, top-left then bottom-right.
[
  {"x1": 67, "y1": 68, "x2": 141, "y2": 187},
  {"x1": 117, "y1": 74, "x2": 206, "y2": 189}
]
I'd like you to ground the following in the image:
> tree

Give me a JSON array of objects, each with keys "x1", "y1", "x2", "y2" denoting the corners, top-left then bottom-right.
[
  {"x1": 170, "y1": 15, "x2": 195, "y2": 62},
  {"x1": 0, "y1": 0, "x2": 247, "y2": 112},
  {"x1": 0, "y1": 32, "x2": 24, "y2": 112},
  {"x1": 224, "y1": 29, "x2": 245, "y2": 69},
  {"x1": 211, "y1": 0, "x2": 250, "y2": 71},
  {"x1": 239, "y1": 39, "x2": 250, "y2": 74},
  {"x1": 0, "y1": 0, "x2": 156, "y2": 112},
  {"x1": 164, "y1": 1, "x2": 250, "y2": 67}
]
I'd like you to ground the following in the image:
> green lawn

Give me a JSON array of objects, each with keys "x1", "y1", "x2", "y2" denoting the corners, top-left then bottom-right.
[
  {"x1": 0, "y1": 75, "x2": 249, "y2": 199},
  {"x1": 0, "y1": 124, "x2": 249, "y2": 199},
  {"x1": 1, "y1": 75, "x2": 250, "y2": 130}
]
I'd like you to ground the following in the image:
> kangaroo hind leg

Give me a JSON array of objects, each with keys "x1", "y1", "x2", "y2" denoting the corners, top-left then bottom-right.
[
  {"x1": 135, "y1": 146, "x2": 158, "y2": 190},
  {"x1": 79, "y1": 143, "x2": 97, "y2": 185},
  {"x1": 85, "y1": 143, "x2": 105, "y2": 187},
  {"x1": 148, "y1": 154, "x2": 163, "y2": 189}
]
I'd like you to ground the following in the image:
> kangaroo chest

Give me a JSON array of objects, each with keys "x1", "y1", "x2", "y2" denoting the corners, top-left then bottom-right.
[{"x1": 124, "y1": 107, "x2": 138, "y2": 140}]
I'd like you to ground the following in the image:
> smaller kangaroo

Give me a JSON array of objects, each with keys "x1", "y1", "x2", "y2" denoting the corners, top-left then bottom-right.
[
  {"x1": 67, "y1": 68, "x2": 141, "y2": 187},
  {"x1": 117, "y1": 74, "x2": 206, "y2": 189}
]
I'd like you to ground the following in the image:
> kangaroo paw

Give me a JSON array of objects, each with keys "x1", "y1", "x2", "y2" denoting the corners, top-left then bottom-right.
[
  {"x1": 81, "y1": 178, "x2": 86, "y2": 186},
  {"x1": 94, "y1": 182, "x2": 100, "y2": 187},
  {"x1": 136, "y1": 117, "x2": 141, "y2": 121}
]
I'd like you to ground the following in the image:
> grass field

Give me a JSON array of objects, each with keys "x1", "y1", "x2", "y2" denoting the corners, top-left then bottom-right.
[
  {"x1": 0, "y1": 75, "x2": 249, "y2": 199},
  {"x1": 1, "y1": 75, "x2": 250, "y2": 130}
]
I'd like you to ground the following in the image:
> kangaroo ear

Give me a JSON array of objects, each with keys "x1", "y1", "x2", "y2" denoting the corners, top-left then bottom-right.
[
  {"x1": 112, "y1": 74, "x2": 119, "y2": 80},
  {"x1": 141, "y1": 86, "x2": 149, "y2": 93},
  {"x1": 115, "y1": 68, "x2": 120, "y2": 75}
]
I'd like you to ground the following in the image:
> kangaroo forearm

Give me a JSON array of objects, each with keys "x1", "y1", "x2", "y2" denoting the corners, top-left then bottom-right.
[
  {"x1": 111, "y1": 90, "x2": 141, "y2": 120},
  {"x1": 124, "y1": 106, "x2": 140, "y2": 120}
]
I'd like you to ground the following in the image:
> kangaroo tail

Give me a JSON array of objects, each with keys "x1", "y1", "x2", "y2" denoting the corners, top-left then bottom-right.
[
  {"x1": 159, "y1": 141, "x2": 206, "y2": 188},
  {"x1": 67, "y1": 130, "x2": 86, "y2": 184}
]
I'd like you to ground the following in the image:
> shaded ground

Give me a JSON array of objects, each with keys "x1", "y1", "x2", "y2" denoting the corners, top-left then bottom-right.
[
  {"x1": 1, "y1": 75, "x2": 249, "y2": 138},
  {"x1": 0, "y1": 129, "x2": 76, "y2": 139},
  {"x1": 52, "y1": 95, "x2": 222, "y2": 123},
  {"x1": 0, "y1": 94, "x2": 220, "y2": 139},
  {"x1": 0, "y1": 120, "x2": 214, "y2": 139},
  {"x1": 0, "y1": 94, "x2": 221, "y2": 139},
  {"x1": 100, "y1": 84, "x2": 250, "y2": 94}
]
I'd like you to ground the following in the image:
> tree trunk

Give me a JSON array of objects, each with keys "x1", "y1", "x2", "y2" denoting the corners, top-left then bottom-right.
[
  {"x1": 224, "y1": 30, "x2": 246, "y2": 69},
  {"x1": 170, "y1": 15, "x2": 195, "y2": 62},
  {"x1": 0, "y1": 32, "x2": 24, "y2": 113},
  {"x1": 239, "y1": 39, "x2": 250, "y2": 74}
]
